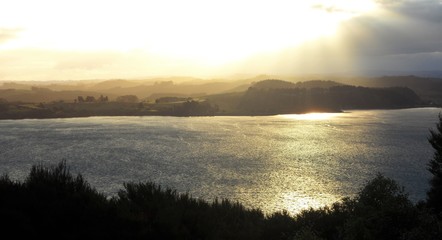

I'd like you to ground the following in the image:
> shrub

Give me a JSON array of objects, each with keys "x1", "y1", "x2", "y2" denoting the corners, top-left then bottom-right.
[
  {"x1": 1, "y1": 162, "x2": 440, "y2": 239},
  {"x1": 427, "y1": 114, "x2": 442, "y2": 214}
]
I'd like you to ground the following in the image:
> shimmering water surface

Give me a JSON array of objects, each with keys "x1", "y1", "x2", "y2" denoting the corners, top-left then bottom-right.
[{"x1": 0, "y1": 108, "x2": 440, "y2": 214}]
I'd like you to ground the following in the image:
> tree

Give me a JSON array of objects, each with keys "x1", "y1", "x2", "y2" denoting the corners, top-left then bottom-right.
[
  {"x1": 427, "y1": 114, "x2": 442, "y2": 214},
  {"x1": 0, "y1": 98, "x2": 9, "y2": 112},
  {"x1": 99, "y1": 95, "x2": 108, "y2": 102},
  {"x1": 85, "y1": 96, "x2": 96, "y2": 102},
  {"x1": 342, "y1": 174, "x2": 417, "y2": 240},
  {"x1": 116, "y1": 95, "x2": 138, "y2": 103}
]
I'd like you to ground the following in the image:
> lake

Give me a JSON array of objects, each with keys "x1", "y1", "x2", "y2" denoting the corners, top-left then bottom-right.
[{"x1": 0, "y1": 108, "x2": 440, "y2": 214}]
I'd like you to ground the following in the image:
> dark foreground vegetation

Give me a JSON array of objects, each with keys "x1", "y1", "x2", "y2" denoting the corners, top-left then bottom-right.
[
  {"x1": 2, "y1": 117, "x2": 442, "y2": 239},
  {"x1": 2, "y1": 163, "x2": 441, "y2": 239}
]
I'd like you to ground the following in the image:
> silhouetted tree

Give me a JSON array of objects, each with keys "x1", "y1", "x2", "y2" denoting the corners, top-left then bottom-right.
[
  {"x1": 116, "y1": 95, "x2": 138, "y2": 103},
  {"x1": 427, "y1": 114, "x2": 442, "y2": 214},
  {"x1": 1, "y1": 161, "x2": 441, "y2": 239},
  {"x1": 99, "y1": 95, "x2": 109, "y2": 102},
  {"x1": 0, "y1": 98, "x2": 9, "y2": 112},
  {"x1": 85, "y1": 96, "x2": 96, "y2": 102},
  {"x1": 155, "y1": 97, "x2": 188, "y2": 104}
]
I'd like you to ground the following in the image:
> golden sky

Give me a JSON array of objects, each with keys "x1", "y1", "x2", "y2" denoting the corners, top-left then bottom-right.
[{"x1": 1, "y1": 0, "x2": 441, "y2": 80}]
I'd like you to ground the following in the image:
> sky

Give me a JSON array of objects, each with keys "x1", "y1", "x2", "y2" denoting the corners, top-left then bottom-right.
[{"x1": 0, "y1": 0, "x2": 441, "y2": 80}]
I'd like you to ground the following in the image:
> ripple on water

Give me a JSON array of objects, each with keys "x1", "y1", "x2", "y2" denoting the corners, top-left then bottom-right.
[{"x1": 0, "y1": 108, "x2": 439, "y2": 214}]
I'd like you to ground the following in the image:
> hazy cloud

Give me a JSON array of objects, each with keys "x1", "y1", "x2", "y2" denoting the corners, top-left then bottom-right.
[
  {"x1": 0, "y1": 28, "x2": 22, "y2": 44},
  {"x1": 0, "y1": 48, "x2": 219, "y2": 80},
  {"x1": 326, "y1": 0, "x2": 442, "y2": 73},
  {"x1": 228, "y1": 0, "x2": 442, "y2": 76},
  {"x1": 311, "y1": 4, "x2": 355, "y2": 14},
  {"x1": 377, "y1": 0, "x2": 442, "y2": 22},
  {"x1": 337, "y1": 14, "x2": 442, "y2": 56},
  {"x1": 54, "y1": 52, "x2": 122, "y2": 70},
  {"x1": 2, "y1": 1, "x2": 442, "y2": 80}
]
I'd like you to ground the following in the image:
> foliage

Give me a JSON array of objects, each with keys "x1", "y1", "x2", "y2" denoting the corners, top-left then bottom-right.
[
  {"x1": 0, "y1": 161, "x2": 130, "y2": 238},
  {"x1": 238, "y1": 85, "x2": 422, "y2": 115},
  {"x1": 1, "y1": 162, "x2": 441, "y2": 239},
  {"x1": 169, "y1": 100, "x2": 218, "y2": 116},
  {"x1": 340, "y1": 175, "x2": 418, "y2": 240},
  {"x1": 116, "y1": 95, "x2": 139, "y2": 103},
  {"x1": 118, "y1": 182, "x2": 265, "y2": 239},
  {"x1": 427, "y1": 114, "x2": 442, "y2": 215},
  {"x1": 292, "y1": 175, "x2": 419, "y2": 240},
  {"x1": 0, "y1": 98, "x2": 220, "y2": 119},
  {"x1": 0, "y1": 98, "x2": 9, "y2": 112}
]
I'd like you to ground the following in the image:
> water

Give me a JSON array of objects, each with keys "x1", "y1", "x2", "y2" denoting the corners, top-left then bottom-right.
[{"x1": 0, "y1": 108, "x2": 440, "y2": 214}]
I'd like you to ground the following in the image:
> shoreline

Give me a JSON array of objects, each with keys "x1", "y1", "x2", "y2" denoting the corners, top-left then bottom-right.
[{"x1": 1, "y1": 105, "x2": 438, "y2": 121}]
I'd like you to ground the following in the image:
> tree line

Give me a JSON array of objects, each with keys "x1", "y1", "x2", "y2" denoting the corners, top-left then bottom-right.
[{"x1": 238, "y1": 86, "x2": 423, "y2": 115}]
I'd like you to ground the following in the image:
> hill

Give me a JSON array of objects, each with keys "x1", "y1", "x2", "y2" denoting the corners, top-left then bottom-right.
[
  {"x1": 0, "y1": 77, "x2": 433, "y2": 118},
  {"x1": 0, "y1": 77, "x2": 255, "y2": 102},
  {"x1": 251, "y1": 79, "x2": 343, "y2": 90},
  {"x1": 0, "y1": 87, "x2": 116, "y2": 103},
  {"x1": 351, "y1": 75, "x2": 442, "y2": 104},
  {"x1": 207, "y1": 79, "x2": 424, "y2": 115}
]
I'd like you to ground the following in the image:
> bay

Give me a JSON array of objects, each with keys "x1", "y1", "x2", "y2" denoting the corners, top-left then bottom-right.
[{"x1": 0, "y1": 108, "x2": 440, "y2": 214}]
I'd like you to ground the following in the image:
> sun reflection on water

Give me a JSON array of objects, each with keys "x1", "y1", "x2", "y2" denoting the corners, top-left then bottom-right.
[
  {"x1": 265, "y1": 173, "x2": 342, "y2": 215},
  {"x1": 279, "y1": 192, "x2": 332, "y2": 213},
  {"x1": 280, "y1": 112, "x2": 341, "y2": 121}
]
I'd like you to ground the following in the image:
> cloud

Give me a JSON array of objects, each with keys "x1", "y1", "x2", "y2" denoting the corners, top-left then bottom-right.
[
  {"x1": 310, "y1": 2, "x2": 364, "y2": 16},
  {"x1": 308, "y1": 0, "x2": 442, "y2": 73},
  {"x1": 225, "y1": 0, "x2": 442, "y2": 76},
  {"x1": 377, "y1": 0, "x2": 442, "y2": 22},
  {"x1": 1, "y1": 1, "x2": 442, "y2": 80},
  {"x1": 311, "y1": 4, "x2": 356, "y2": 14},
  {"x1": 0, "y1": 49, "x2": 125, "y2": 80},
  {"x1": 0, "y1": 48, "x2": 219, "y2": 80},
  {"x1": 337, "y1": 13, "x2": 442, "y2": 56},
  {"x1": 54, "y1": 52, "x2": 122, "y2": 70},
  {"x1": 0, "y1": 28, "x2": 22, "y2": 44}
]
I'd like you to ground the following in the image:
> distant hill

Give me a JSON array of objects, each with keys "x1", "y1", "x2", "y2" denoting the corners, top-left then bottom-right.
[
  {"x1": 90, "y1": 79, "x2": 141, "y2": 90},
  {"x1": 294, "y1": 80, "x2": 344, "y2": 89},
  {"x1": 0, "y1": 88, "x2": 116, "y2": 103},
  {"x1": 344, "y1": 70, "x2": 442, "y2": 78},
  {"x1": 251, "y1": 79, "x2": 296, "y2": 89},
  {"x1": 0, "y1": 78, "x2": 429, "y2": 118},
  {"x1": 251, "y1": 79, "x2": 344, "y2": 90},
  {"x1": 0, "y1": 78, "x2": 253, "y2": 102},
  {"x1": 351, "y1": 75, "x2": 442, "y2": 104},
  {"x1": 207, "y1": 79, "x2": 425, "y2": 115},
  {"x1": 2, "y1": 75, "x2": 441, "y2": 107}
]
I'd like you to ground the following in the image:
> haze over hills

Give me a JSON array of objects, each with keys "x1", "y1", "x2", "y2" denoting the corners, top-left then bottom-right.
[
  {"x1": 0, "y1": 75, "x2": 432, "y2": 119},
  {"x1": 1, "y1": 75, "x2": 442, "y2": 105},
  {"x1": 341, "y1": 76, "x2": 442, "y2": 104},
  {"x1": 0, "y1": 76, "x2": 264, "y2": 102}
]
